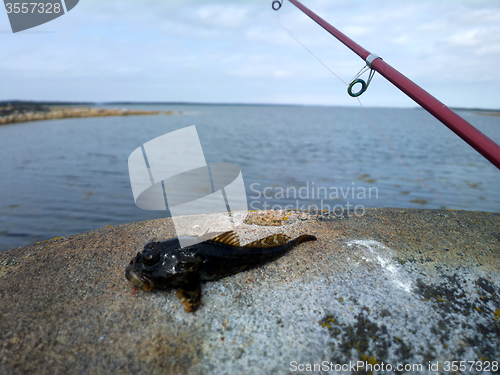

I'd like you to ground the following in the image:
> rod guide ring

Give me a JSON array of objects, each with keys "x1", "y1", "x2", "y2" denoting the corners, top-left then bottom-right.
[{"x1": 347, "y1": 79, "x2": 367, "y2": 97}]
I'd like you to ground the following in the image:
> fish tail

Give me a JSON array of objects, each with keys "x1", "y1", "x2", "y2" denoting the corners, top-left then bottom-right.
[{"x1": 291, "y1": 235, "x2": 317, "y2": 246}]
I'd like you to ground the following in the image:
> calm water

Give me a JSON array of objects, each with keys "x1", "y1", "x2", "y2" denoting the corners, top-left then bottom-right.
[{"x1": 0, "y1": 104, "x2": 499, "y2": 251}]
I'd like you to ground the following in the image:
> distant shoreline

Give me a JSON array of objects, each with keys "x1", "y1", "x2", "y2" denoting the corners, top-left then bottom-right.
[
  {"x1": 0, "y1": 102, "x2": 498, "y2": 125},
  {"x1": 476, "y1": 111, "x2": 500, "y2": 117},
  {"x1": 1, "y1": 99, "x2": 499, "y2": 112},
  {"x1": 0, "y1": 103, "x2": 175, "y2": 126}
]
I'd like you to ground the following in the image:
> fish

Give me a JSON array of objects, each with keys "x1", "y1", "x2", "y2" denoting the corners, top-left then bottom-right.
[{"x1": 125, "y1": 231, "x2": 317, "y2": 312}]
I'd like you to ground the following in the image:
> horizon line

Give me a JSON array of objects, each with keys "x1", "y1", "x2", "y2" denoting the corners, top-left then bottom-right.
[{"x1": 0, "y1": 99, "x2": 498, "y2": 112}]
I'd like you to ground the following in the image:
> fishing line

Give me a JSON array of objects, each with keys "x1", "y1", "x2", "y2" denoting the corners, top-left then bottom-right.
[
  {"x1": 272, "y1": 8, "x2": 463, "y2": 217},
  {"x1": 275, "y1": 10, "x2": 347, "y2": 86}
]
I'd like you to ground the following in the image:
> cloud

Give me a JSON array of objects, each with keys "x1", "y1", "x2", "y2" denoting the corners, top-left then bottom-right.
[{"x1": 0, "y1": 0, "x2": 498, "y2": 108}]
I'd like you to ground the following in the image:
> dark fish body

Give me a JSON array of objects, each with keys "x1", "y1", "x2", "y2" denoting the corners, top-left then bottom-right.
[{"x1": 125, "y1": 231, "x2": 316, "y2": 312}]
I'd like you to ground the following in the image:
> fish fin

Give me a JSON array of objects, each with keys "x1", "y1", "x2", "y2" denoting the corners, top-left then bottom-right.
[
  {"x1": 207, "y1": 231, "x2": 241, "y2": 247},
  {"x1": 177, "y1": 279, "x2": 202, "y2": 313},
  {"x1": 243, "y1": 233, "x2": 291, "y2": 248}
]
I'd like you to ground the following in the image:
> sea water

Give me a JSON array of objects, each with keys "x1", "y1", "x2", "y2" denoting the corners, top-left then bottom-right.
[{"x1": 0, "y1": 104, "x2": 498, "y2": 250}]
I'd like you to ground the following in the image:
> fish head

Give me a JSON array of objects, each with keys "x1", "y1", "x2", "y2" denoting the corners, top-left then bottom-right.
[{"x1": 125, "y1": 237, "x2": 201, "y2": 291}]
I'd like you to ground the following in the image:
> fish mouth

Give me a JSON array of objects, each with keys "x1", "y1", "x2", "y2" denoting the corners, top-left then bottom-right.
[{"x1": 125, "y1": 264, "x2": 154, "y2": 291}]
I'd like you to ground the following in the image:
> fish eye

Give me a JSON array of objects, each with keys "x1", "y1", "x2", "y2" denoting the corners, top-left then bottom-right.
[{"x1": 143, "y1": 252, "x2": 160, "y2": 266}]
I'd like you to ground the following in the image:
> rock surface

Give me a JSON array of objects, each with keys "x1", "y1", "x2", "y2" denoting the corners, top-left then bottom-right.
[{"x1": 1, "y1": 208, "x2": 499, "y2": 374}]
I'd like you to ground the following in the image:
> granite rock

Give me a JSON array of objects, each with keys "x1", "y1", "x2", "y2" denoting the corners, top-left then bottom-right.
[{"x1": 1, "y1": 209, "x2": 499, "y2": 374}]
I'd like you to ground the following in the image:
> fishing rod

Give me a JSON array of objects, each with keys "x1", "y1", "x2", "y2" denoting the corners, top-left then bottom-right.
[{"x1": 272, "y1": 0, "x2": 500, "y2": 170}]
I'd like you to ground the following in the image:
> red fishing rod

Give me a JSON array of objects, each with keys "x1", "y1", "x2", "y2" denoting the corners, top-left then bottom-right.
[{"x1": 272, "y1": 0, "x2": 500, "y2": 170}]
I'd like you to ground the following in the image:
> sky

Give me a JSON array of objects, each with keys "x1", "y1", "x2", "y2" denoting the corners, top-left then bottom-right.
[{"x1": 1, "y1": 0, "x2": 499, "y2": 108}]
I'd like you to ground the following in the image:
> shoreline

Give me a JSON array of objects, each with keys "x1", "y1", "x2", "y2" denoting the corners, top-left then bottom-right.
[{"x1": 0, "y1": 104, "x2": 176, "y2": 125}]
